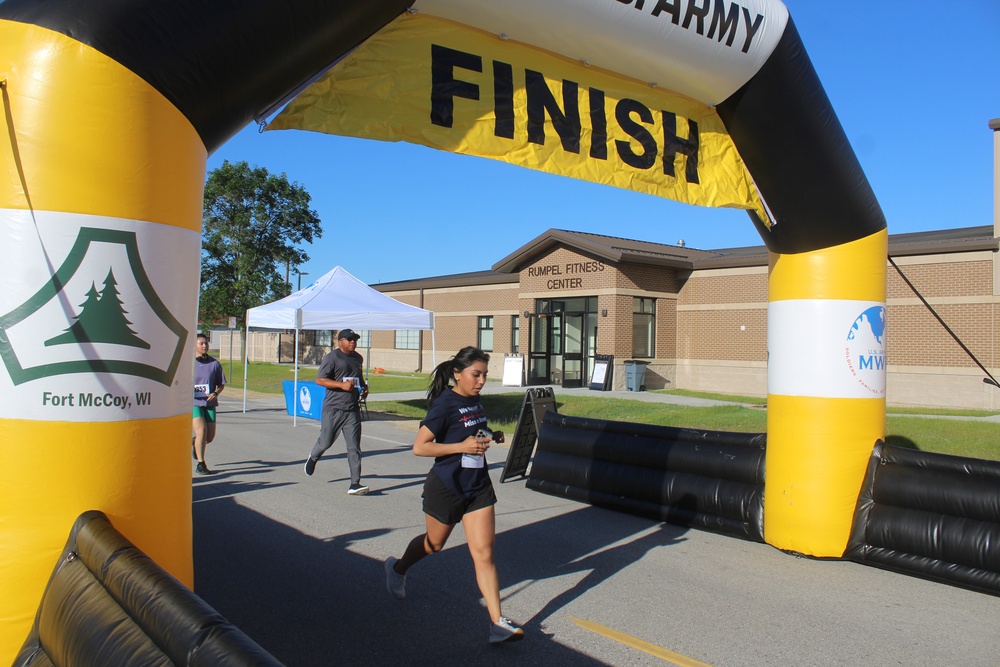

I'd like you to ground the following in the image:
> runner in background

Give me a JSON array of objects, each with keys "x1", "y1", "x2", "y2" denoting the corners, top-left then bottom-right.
[{"x1": 193, "y1": 332, "x2": 226, "y2": 475}]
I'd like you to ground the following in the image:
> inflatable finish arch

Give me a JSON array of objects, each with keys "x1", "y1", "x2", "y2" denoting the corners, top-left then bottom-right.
[{"x1": 0, "y1": 0, "x2": 886, "y2": 657}]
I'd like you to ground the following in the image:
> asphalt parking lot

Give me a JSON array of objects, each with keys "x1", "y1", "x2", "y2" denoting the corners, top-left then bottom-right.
[{"x1": 191, "y1": 392, "x2": 1000, "y2": 666}]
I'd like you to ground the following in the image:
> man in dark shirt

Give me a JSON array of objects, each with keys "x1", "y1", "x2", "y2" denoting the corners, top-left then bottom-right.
[{"x1": 303, "y1": 329, "x2": 370, "y2": 495}]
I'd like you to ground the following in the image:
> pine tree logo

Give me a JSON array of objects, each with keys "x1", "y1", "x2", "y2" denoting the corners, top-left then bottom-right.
[
  {"x1": 45, "y1": 269, "x2": 151, "y2": 349},
  {"x1": 0, "y1": 227, "x2": 187, "y2": 385}
]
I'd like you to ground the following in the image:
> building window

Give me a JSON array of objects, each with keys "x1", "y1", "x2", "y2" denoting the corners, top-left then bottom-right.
[
  {"x1": 316, "y1": 330, "x2": 333, "y2": 346},
  {"x1": 511, "y1": 316, "x2": 520, "y2": 354},
  {"x1": 356, "y1": 330, "x2": 370, "y2": 348},
  {"x1": 395, "y1": 330, "x2": 419, "y2": 350},
  {"x1": 632, "y1": 297, "x2": 655, "y2": 358},
  {"x1": 478, "y1": 316, "x2": 494, "y2": 352}
]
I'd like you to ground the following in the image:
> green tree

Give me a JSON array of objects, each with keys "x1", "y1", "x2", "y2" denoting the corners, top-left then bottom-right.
[{"x1": 200, "y1": 160, "x2": 322, "y2": 325}]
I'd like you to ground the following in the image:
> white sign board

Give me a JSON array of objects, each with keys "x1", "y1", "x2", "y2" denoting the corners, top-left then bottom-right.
[{"x1": 502, "y1": 355, "x2": 525, "y2": 387}]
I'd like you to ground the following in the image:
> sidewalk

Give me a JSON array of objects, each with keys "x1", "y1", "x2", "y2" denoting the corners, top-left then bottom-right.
[
  {"x1": 239, "y1": 381, "x2": 1000, "y2": 421},
  {"x1": 232, "y1": 382, "x2": 747, "y2": 420},
  {"x1": 238, "y1": 381, "x2": 741, "y2": 404}
]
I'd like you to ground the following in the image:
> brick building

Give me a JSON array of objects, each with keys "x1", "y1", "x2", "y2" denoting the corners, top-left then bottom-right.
[{"x1": 352, "y1": 224, "x2": 996, "y2": 409}]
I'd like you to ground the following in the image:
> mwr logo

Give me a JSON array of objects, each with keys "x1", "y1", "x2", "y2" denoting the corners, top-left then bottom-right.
[
  {"x1": 299, "y1": 385, "x2": 312, "y2": 412},
  {"x1": 844, "y1": 305, "x2": 886, "y2": 396},
  {"x1": 0, "y1": 227, "x2": 187, "y2": 386}
]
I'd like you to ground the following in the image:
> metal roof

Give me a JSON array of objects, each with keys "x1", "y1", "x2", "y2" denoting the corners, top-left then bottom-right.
[{"x1": 374, "y1": 225, "x2": 997, "y2": 292}]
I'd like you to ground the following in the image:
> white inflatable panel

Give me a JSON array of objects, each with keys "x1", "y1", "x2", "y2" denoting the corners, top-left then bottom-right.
[
  {"x1": 768, "y1": 299, "x2": 887, "y2": 399},
  {"x1": 412, "y1": 0, "x2": 788, "y2": 105}
]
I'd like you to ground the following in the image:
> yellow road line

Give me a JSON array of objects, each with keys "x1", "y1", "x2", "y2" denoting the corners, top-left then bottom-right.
[{"x1": 568, "y1": 616, "x2": 713, "y2": 667}]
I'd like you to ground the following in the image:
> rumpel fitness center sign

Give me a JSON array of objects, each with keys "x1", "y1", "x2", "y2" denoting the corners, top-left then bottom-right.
[{"x1": 529, "y1": 260, "x2": 606, "y2": 290}]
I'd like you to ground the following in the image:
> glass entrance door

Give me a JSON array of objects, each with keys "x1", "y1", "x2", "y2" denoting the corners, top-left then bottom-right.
[
  {"x1": 527, "y1": 297, "x2": 598, "y2": 387},
  {"x1": 549, "y1": 313, "x2": 563, "y2": 385},
  {"x1": 527, "y1": 315, "x2": 549, "y2": 384},
  {"x1": 562, "y1": 313, "x2": 584, "y2": 388}
]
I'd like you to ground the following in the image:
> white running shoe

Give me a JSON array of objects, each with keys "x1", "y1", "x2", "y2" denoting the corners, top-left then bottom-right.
[
  {"x1": 384, "y1": 557, "x2": 406, "y2": 600},
  {"x1": 489, "y1": 616, "x2": 524, "y2": 644}
]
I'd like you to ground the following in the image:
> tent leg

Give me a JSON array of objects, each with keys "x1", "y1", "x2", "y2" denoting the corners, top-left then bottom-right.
[
  {"x1": 293, "y1": 326, "x2": 299, "y2": 427},
  {"x1": 242, "y1": 319, "x2": 249, "y2": 414}
]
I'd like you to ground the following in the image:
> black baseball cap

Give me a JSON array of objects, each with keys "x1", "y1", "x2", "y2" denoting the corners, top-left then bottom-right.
[{"x1": 337, "y1": 329, "x2": 360, "y2": 341}]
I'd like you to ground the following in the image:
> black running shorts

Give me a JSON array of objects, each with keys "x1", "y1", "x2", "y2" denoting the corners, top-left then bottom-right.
[{"x1": 422, "y1": 468, "x2": 497, "y2": 525}]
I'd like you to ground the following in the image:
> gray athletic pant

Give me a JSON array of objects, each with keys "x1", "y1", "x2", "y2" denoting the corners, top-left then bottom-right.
[{"x1": 309, "y1": 407, "x2": 363, "y2": 485}]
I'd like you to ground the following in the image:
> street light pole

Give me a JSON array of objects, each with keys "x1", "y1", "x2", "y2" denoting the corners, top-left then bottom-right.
[{"x1": 297, "y1": 271, "x2": 309, "y2": 290}]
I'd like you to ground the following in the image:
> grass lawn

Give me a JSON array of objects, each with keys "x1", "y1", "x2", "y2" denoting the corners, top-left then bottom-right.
[
  {"x1": 368, "y1": 393, "x2": 1000, "y2": 463},
  {"x1": 219, "y1": 359, "x2": 430, "y2": 395},
  {"x1": 221, "y1": 357, "x2": 1000, "y2": 463}
]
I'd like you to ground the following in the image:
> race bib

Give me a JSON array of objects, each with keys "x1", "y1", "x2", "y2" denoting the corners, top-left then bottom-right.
[{"x1": 461, "y1": 453, "x2": 485, "y2": 469}]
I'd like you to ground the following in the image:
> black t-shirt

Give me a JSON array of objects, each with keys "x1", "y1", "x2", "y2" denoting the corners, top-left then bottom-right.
[
  {"x1": 421, "y1": 387, "x2": 491, "y2": 500},
  {"x1": 317, "y1": 348, "x2": 365, "y2": 411}
]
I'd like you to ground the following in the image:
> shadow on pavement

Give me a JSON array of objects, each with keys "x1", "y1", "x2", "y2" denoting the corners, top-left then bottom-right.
[{"x1": 193, "y1": 488, "x2": 687, "y2": 665}]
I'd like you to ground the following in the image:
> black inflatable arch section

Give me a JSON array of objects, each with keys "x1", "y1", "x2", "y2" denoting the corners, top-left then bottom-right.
[
  {"x1": 714, "y1": 16, "x2": 885, "y2": 253},
  {"x1": 0, "y1": 0, "x2": 414, "y2": 155},
  {"x1": 14, "y1": 511, "x2": 281, "y2": 666},
  {"x1": 0, "y1": 0, "x2": 885, "y2": 251},
  {"x1": 528, "y1": 412, "x2": 767, "y2": 542},
  {"x1": 846, "y1": 442, "x2": 1000, "y2": 597},
  {"x1": 531, "y1": 415, "x2": 1000, "y2": 598}
]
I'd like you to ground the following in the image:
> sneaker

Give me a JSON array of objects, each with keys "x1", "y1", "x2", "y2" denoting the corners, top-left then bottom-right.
[
  {"x1": 489, "y1": 616, "x2": 524, "y2": 644},
  {"x1": 384, "y1": 557, "x2": 406, "y2": 599},
  {"x1": 303, "y1": 457, "x2": 316, "y2": 476},
  {"x1": 195, "y1": 462, "x2": 214, "y2": 476},
  {"x1": 347, "y1": 483, "x2": 369, "y2": 495}
]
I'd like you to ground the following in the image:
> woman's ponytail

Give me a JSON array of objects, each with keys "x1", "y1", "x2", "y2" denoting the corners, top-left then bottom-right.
[{"x1": 426, "y1": 346, "x2": 490, "y2": 405}]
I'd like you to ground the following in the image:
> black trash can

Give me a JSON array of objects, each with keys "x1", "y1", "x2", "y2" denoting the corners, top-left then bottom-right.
[{"x1": 624, "y1": 360, "x2": 648, "y2": 391}]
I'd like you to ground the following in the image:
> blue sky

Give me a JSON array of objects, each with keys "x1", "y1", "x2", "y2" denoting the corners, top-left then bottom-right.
[{"x1": 207, "y1": 0, "x2": 1000, "y2": 287}]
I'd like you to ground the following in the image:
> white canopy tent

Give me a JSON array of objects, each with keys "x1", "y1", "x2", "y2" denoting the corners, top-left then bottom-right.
[{"x1": 243, "y1": 265, "x2": 435, "y2": 424}]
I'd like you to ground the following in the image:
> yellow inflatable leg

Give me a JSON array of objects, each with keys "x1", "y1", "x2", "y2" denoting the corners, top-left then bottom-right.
[
  {"x1": 764, "y1": 230, "x2": 888, "y2": 556},
  {"x1": 0, "y1": 21, "x2": 205, "y2": 660}
]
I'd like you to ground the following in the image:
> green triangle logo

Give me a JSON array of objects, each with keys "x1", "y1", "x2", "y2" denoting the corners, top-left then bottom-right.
[{"x1": 0, "y1": 227, "x2": 187, "y2": 385}]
